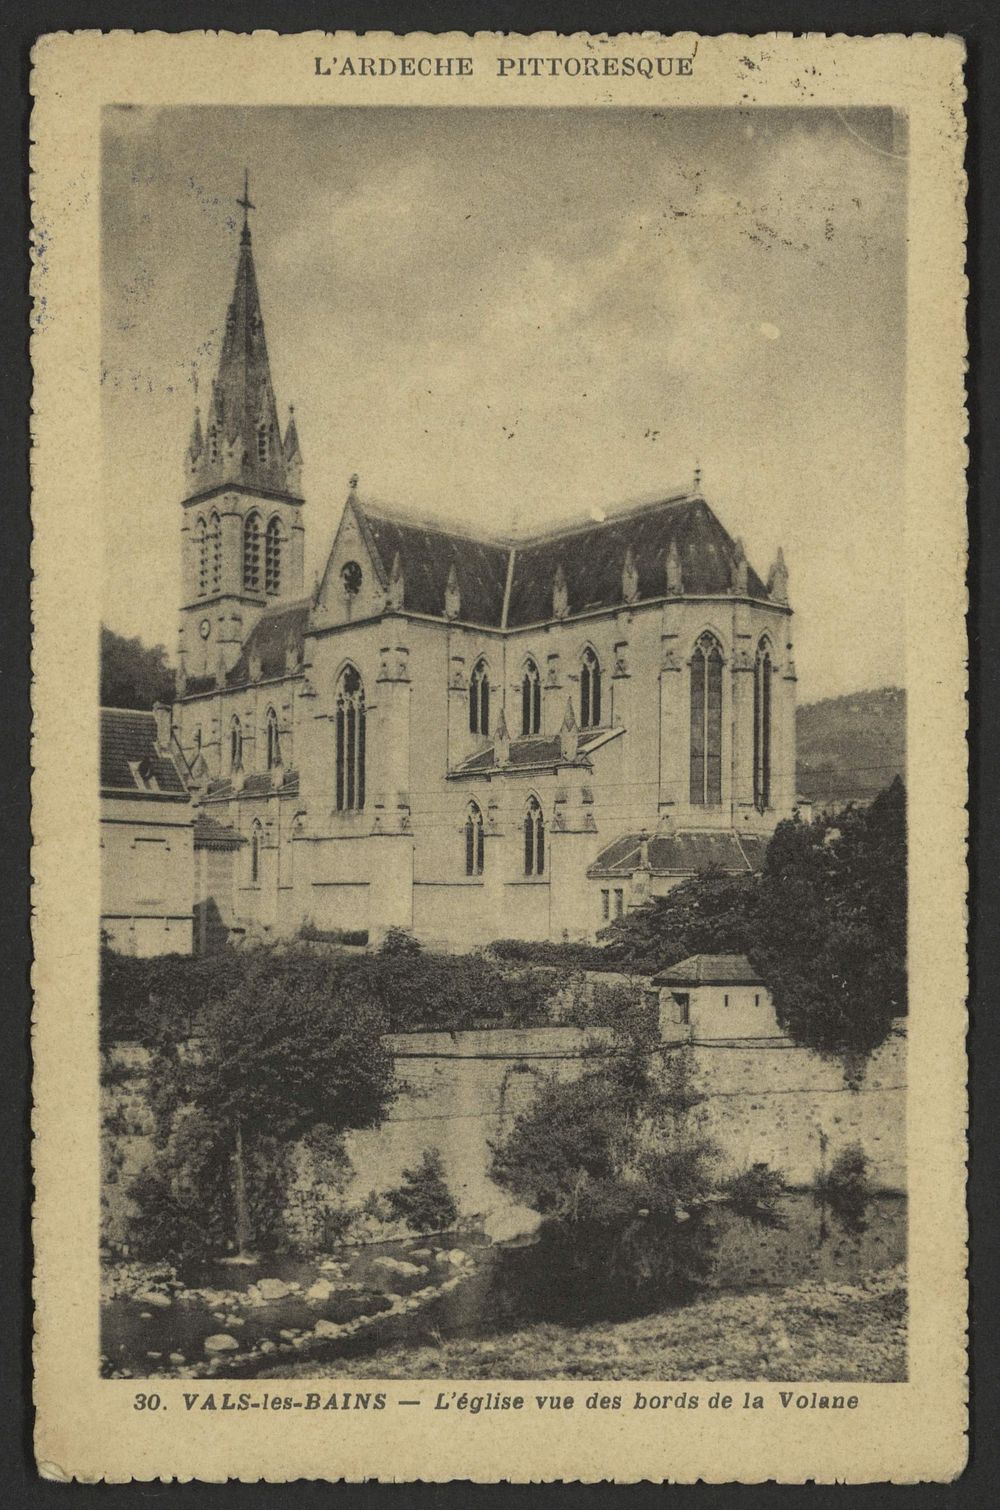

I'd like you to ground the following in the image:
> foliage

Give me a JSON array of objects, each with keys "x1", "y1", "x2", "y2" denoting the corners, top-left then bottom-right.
[
  {"x1": 298, "y1": 923, "x2": 369, "y2": 947},
  {"x1": 488, "y1": 938, "x2": 613, "y2": 971},
  {"x1": 750, "y1": 778, "x2": 907, "y2": 1060},
  {"x1": 381, "y1": 1149, "x2": 458, "y2": 1234},
  {"x1": 724, "y1": 1162, "x2": 787, "y2": 1212},
  {"x1": 595, "y1": 868, "x2": 760, "y2": 975},
  {"x1": 101, "y1": 624, "x2": 176, "y2": 710},
  {"x1": 339, "y1": 947, "x2": 553, "y2": 1033},
  {"x1": 817, "y1": 1143, "x2": 870, "y2": 1202}
]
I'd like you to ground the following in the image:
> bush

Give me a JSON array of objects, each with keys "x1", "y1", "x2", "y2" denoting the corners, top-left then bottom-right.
[
  {"x1": 817, "y1": 1143, "x2": 870, "y2": 1201},
  {"x1": 298, "y1": 923, "x2": 368, "y2": 946},
  {"x1": 381, "y1": 1148, "x2": 458, "y2": 1234},
  {"x1": 724, "y1": 1162, "x2": 787, "y2": 1212}
]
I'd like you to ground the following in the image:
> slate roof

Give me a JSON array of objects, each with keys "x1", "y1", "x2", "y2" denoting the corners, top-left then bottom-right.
[
  {"x1": 452, "y1": 728, "x2": 619, "y2": 776},
  {"x1": 650, "y1": 953, "x2": 762, "y2": 987},
  {"x1": 353, "y1": 500, "x2": 510, "y2": 627},
  {"x1": 201, "y1": 770, "x2": 300, "y2": 802},
  {"x1": 100, "y1": 709, "x2": 189, "y2": 798},
  {"x1": 588, "y1": 829, "x2": 767, "y2": 877},
  {"x1": 227, "y1": 600, "x2": 310, "y2": 687},
  {"x1": 193, "y1": 814, "x2": 246, "y2": 848}
]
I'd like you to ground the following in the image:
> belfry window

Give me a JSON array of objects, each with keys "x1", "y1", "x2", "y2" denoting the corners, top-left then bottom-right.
[
  {"x1": 265, "y1": 707, "x2": 281, "y2": 770},
  {"x1": 209, "y1": 513, "x2": 222, "y2": 593},
  {"x1": 465, "y1": 802, "x2": 485, "y2": 877},
  {"x1": 229, "y1": 716, "x2": 243, "y2": 774},
  {"x1": 523, "y1": 796, "x2": 545, "y2": 876},
  {"x1": 335, "y1": 666, "x2": 366, "y2": 812},
  {"x1": 690, "y1": 632, "x2": 723, "y2": 806},
  {"x1": 243, "y1": 513, "x2": 262, "y2": 591},
  {"x1": 469, "y1": 659, "x2": 490, "y2": 737},
  {"x1": 580, "y1": 647, "x2": 602, "y2": 729},
  {"x1": 521, "y1": 659, "x2": 542, "y2": 736},
  {"x1": 250, "y1": 820, "x2": 263, "y2": 884},
  {"x1": 265, "y1": 517, "x2": 283, "y2": 595},
  {"x1": 195, "y1": 517, "x2": 208, "y2": 596},
  {"x1": 753, "y1": 639, "x2": 773, "y2": 812}
]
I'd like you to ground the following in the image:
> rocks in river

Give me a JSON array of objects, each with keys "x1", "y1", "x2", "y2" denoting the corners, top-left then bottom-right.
[
  {"x1": 223, "y1": 1315, "x2": 245, "y2": 1327},
  {"x1": 312, "y1": 1319, "x2": 343, "y2": 1340},
  {"x1": 256, "y1": 1277, "x2": 296, "y2": 1301},
  {"x1": 674, "y1": 1208, "x2": 691, "y2": 1223},
  {"x1": 371, "y1": 1257, "x2": 426, "y2": 1278},
  {"x1": 212, "y1": 1311, "x2": 227, "y2": 1322},
  {"x1": 447, "y1": 1248, "x2": 468, "y2": 1266},
  {"x1": 203, "y1": 1334, "x2": 239, "y2": 1354},
  {"x1": 278, "y1": 1329, "x2": 299, "y2": 1342},
  {"x1": 305, "y1": 1279, "x2": 335, "y2": 1303},
  {"x1": 259, "y1": 1340, "x2": 277, "y2": 1354},
  {"x1": 146, "y1": 1352, "x2": 162, "y2": 1361},
  {"x1": 318, "y1": 1258, "x2": 346, "y2": 1273},
  {"x1": 169, "y1": 1353, "x2": 186, "y2": 1364},
  {"x1": 483, "y1": 1205, "x2": 543, "y2": 1245},
  {"x1": 409, "y1": 1247, "x2": 433, "y2": 1259},
  {"x1": 136, "y1": 1289, "x2": 172, "y2": 1309},
  {"x1": 139, "y1": 1312, "x2": 153, "y2": 1320}
]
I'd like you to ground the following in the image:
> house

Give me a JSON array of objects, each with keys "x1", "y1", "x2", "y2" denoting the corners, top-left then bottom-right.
[
  {"x1": 165, "y1": 187, "x2": 800, "y2": 950},
  {"x1": 648, "y1": 953, "x2": 782, "y2": 1040},
  {"x1": 100, "y1": 707, "x2": 195, "y2": 955}
]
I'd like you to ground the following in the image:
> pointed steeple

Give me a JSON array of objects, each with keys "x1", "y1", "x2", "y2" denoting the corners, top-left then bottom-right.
[{"x1": 191, "y1": 173, "x2": 296, "y2": 497}]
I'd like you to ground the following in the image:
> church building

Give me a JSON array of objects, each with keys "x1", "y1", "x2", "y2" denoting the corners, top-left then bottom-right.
[{"x1": 170, "y1": 192, "x2": 799, "y2": 949}]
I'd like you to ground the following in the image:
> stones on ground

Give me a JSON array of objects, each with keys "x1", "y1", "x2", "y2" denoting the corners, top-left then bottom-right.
[
  {"x1": 259, "y1": 1340, "x2": 277, "y2": 1354},
  {"x1": 212, "y1": 1311, "x2": 227, "y2": 1322},
  {"x1": 136, "y1": 1289, "x2": 172, "y2": 1309},
  {"x1": 305, "y1": 1279, "x2": 335, "y2": 1302},
  {"x1": 278, "y1": 1329, "x2": 299, "y2": 1341},
  {"x1": 139, "y1": 1311, "x2": 153, "y2": 1320},
  {"x1": 409, "y1": 1247, "x2": 433, "y2": 1259},
  {"x1": 312, "y1": 1319, "x2": 343, "y2": 1340},
  {"x1": 371, "y1": 1257, "x2": 426, "y2": 1278},
  {"x1": 169, "y1": 1352, "x2": 186, "y2": 1364},
  {"x1": 204, "y1": 1334, "x2": 239, "y2": 1354},
  {"x1": 483, "y1": 1204, "x2": 543, "y2": 1245},
  {"x1": 447, "y1": 1248, "x2": 467, "y2": 1266},
  {"x1": 257, "y1": 1277, "x2": 295, "y2": 1301}
]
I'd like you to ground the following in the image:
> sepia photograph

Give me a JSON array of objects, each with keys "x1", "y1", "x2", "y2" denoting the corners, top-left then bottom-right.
[{"x1": 96, "y1": 101, "x2": 910, "y2": 1388}]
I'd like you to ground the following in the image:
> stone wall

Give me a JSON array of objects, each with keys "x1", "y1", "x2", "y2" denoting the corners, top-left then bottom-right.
[{"x1": 102, "y1": 1022, "x2": 906, "y2": 1249}]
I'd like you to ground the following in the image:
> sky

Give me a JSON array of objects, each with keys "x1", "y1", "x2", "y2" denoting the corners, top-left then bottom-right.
[{"x1": 102, "y1": 105, "x2": 907, "y2": 702}]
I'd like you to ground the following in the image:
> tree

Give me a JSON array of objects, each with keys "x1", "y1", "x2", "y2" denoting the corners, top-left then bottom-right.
[
  {"x1": 134, "y1": 950, "x2": 395, "y2": 1257},
  {"x1": 749, "y1": 779, "x2": 907, "y2": 1062},
  {"x1": 599, "y1": 867, "x2": 758, "y2": 973},
  {"x1": 382, "y1": 1149, "x2": 458, "y2": 1233},
  {"x1": 101, "y1": 625, "x2": 175, "y2": 709}
]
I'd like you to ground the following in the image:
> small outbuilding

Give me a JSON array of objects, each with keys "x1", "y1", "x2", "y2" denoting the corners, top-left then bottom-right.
[{"x1": 648, "y1": 953, "x2": 782, "y2": 1041}]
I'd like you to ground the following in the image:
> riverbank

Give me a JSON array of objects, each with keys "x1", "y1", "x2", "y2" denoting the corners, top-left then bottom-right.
[{"x1": 268, "y1": 1266, "x2": 906, "y2": 1382}]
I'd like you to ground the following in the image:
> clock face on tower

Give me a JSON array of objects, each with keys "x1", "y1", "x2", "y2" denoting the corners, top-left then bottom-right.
[{"x1": 199, "y1": 618, "x2": 211, "y2": 640}]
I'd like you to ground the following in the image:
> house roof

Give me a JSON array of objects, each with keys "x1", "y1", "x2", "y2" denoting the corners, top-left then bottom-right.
[
  {"x1": 193, "y1": 814, "x2": 246, "y2": 849},
  {"x1": 588, "y1": 829, "x2": 767, "y2": 877},
  {"x1": 451, "y1": 727, "x2": 619, "y2": 777},
  {"x1": 650, "y1": 953, "x2": 762, "y2": 987},
  {"x1": 100, "y1": 709, "x2": 189, "y2": 799},
  {"x1": 353, "y1": 499, "x2": 510, "y2": 626},
  {"x1": 227, "y1": 599, "x2": 310, "y2": 687},
  {"x1": 201, "y1": 770, "x2": 300, "y2": 802}
]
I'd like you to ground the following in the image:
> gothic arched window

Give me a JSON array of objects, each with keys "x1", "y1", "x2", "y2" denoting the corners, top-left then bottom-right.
[
  {"x1": 523, "y1": 796, "x2": 545, "y2": 876},
  {"x1": 250, "y1": 820, "x2": 263, "y2": 884},
  {"x1": 265, "y1": 517, "x2": 283, "y2": 596},
  {"x1": 209, "y1": 512, "x2": 222, "y2": 594},
  {"x1": 690, "y1": 632, "x2": 724, "y2": 806},
  {"x1": 335, "y1": 666, "x2": 366, "y2": 812},
  {"x1": 469, "y1": 659, "x2": 490, "y2": 737},
  {"x1": 195, "y1": 517, "x2": 208, "y2": 596},
  {"x1": 753, "y1": 639, "x2": 773, "y2": 812},
  {"x1": 229, "y1": 715, "x2": 243, "y2": 774},
  {"x1": 265, "y1": 706, "x2": 281, "y2": 770},
  {"x1": 465, "y1": 801, "x2": 485, "y2": 876},
  {"x1": 580, "y1": 647, "x2": 602, "y2": 729},
  {"x1": 243, "y1": 513, "x2": 262, "y2": 591},
  {"x1": 521, "y1": 659, "x2": 542, "y2": 736}
]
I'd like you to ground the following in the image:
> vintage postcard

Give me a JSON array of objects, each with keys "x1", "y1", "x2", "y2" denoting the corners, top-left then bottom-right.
[{"x1": 30, "y1": 31, "x2": 967, "y2": 1483}]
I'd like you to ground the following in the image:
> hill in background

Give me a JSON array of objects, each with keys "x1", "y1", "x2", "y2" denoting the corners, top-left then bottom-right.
[{"x1": 796, "y1": 686, "x2": 906, "y2": 807}]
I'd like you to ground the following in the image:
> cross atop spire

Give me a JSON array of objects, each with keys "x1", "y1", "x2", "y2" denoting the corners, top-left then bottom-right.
[{"x1": 237, "y1": 169, "x2": 255, "y2": 243}]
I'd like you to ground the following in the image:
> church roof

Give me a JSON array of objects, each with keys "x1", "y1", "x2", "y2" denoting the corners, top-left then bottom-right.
[
  {"x1": 342, "y1": 490, "x2": 772, "y2": 628},
  {"x1": 588, "y1": 829, "x2": 767, "y2": 878},
  {"x1": 100, "y1": 709, "x2": 189, "y2": 798},
  {"x1": 450, "y1": 727, "x2": 618, "y2": 777},
  {"x1": 227, "y1": 599, "x2": 310, "y2": 686}
]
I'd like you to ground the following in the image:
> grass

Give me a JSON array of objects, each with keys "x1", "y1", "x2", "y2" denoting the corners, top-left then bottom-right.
[{"x1": 267, "y1": 1266, "x2": 906, "y2": 1382}]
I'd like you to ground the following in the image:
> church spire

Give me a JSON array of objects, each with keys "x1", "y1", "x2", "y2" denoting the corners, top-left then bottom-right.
[{"x1": 188, "y1": 173, "x2": 298, "y2": 497}]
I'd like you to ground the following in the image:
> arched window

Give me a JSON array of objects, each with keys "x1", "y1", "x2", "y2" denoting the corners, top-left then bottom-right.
[
  {"x1": 265, "y1": 517, "x2": 283, "y2": 595},
  {"x1": 521, "y1": 659, "x2": 542, "y2": 736},
  {"x1": 523, "y1": 796, "x2": 545, "y2": 876},
  {"x1": 209, "y1": 512, "x2": 222, "y2": 593},
  {"x1": 465, "y1": 801, "x2": 485, "y2": 876},
  {"x1": 469, "y1": 659, "x2": 490, "y2": 737},
  {"x1": 580, "y1": 647, "x2": 602, "y2": 729},
  {"x1": 335, "y1": 666, "x2": 366, "y2": 811},
  {"x1": 243, "y1": 513, "x2": 262, "y2": 591},
  {"x1": 753, "y1": 639, "x2": 773, "y2": 812},
  {"x1": 690, "y1": 632, "x2": 724, "y2": 805},
  {"x1": 265, "y1": 706, "x2": 281, "y2": 770},
  {"x1": 250, "y1": 820, "x2": 263, "y2": 884},
  {"x1": 229, "y1": 715, "x2": 243, "y2": 774},
  {"x1": 195, "y1": 517, "x2": 208, "y2": 596}
]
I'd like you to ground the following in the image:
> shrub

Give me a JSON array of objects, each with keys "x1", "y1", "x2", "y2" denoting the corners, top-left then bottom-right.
[
  {"x1": 724, "y1": 1162, "x2": 787, "y2": 1212},
  {"x1": 817, "y1": 1143, "x2": 870, "y2": 1201},
  {"x1": 382, "y1": 1149, "x2": 458, "y2": 1234},
  {"x1": 298, "y1": 923, "x2": 369, "y2": 947}
]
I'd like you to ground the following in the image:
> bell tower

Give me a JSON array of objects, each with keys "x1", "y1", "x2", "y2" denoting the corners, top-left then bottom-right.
[{"x1": 178, "y1": 173, "x2": 305, "y2": 684}]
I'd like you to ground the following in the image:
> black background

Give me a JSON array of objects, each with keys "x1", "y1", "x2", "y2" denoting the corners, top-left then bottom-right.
[{"x1": 2, "y1": 2, "x2": 995, "y2": 1505}]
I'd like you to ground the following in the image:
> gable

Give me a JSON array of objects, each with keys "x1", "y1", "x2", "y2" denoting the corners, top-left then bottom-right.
[{"x1": 314, "y1": 499, "x2": 390, "y2": 625}]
